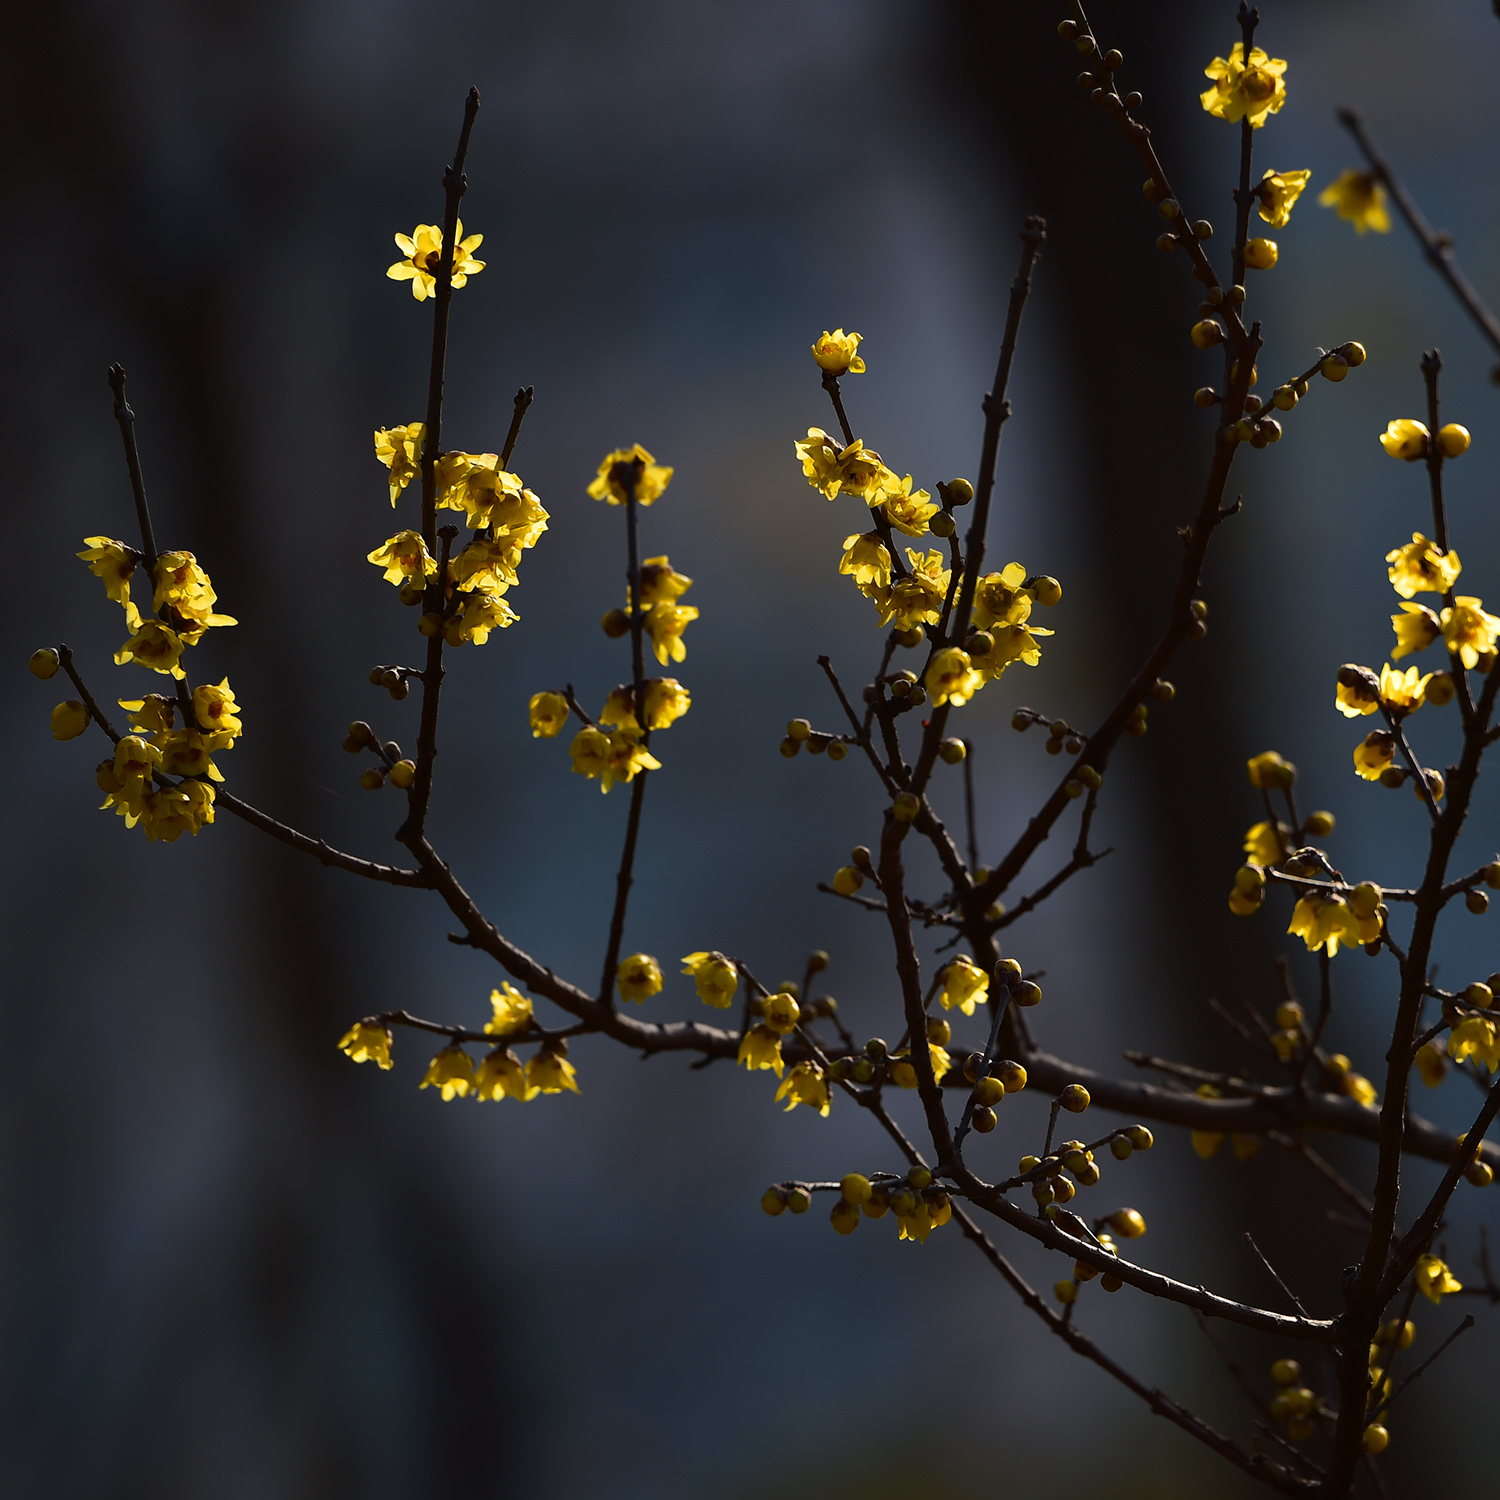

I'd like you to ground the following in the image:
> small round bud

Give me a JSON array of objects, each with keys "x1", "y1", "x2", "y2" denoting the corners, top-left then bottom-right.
[
  {"x1": 962, "y1": 1052, "x2": 982, "y2": 1084},
  {"x1": 864, "y1": 1037, "x2": 887, "y2": 1061},
  {"x1": 1204, "y1": 285, "x2": 1224, "y2": 305},
  {"x1": 944, "y1": 477, "x2": 974, "y2": 506},
  {"x1": 1190, "y1": 319, "x2": 1223, "y2": 349},
  {"x1": 807, "y1": 950, "x2": 829, "y2": 974},
  {"x1": 779, "y1": 737, "x2": 800, "y2": 759},
  {"x1": 1425, "y1": 670, "x2": 1456, "y2": 707},
  {"x1": 1063, "y1": 735, "x2": 1083, "y2": 756},
  {"x1": 840, "y1": 1173, "x2": 872, "y2": 1206},
  {"x1": 1275, "y1": 1001, "x2": 1304, "y2": 1030},
  {"x1": 397, "y1": 580, "x2": 424, "y2": 607},
  {"x1": 1106, "y1": 1207, "x2": 1145, "y2": 1238},
  {"x1": 29, "y1": 648, "x2": 60, "y2": 680},
  {"x1": 972, "y1": 1105, "x2": 998, "y2": 1134},
  {"x1": 1230, "y1": 361, "x2": 1257, "y2": 387},
  {"x1": 926, "y1": 1016, "x2": 950, "y2": 1046},
  {"x1": 938, "y1": 737, "x2": 967, "y2": 765},
  {"x1": 786, "y1": 718, "x2": 811, "y2": 741},
  {"x1": 827, "y1": 741, "x2": 848, "y2": 761},
  {"x1": 1141, "y1": 177, "x2": 1165, "y2": 203},
  {"x1": 348, "y1": 721, "x2": 372, "y2": 744},
  {"x1": 861, "y1": 1186, "x2": 889, "y2": 1217},
  {"x1": 892, "y1": 792, "x2": 920, "y2": 824},
  {"x1": 1270, "y1": 1358, "x2": 1301, "y2": 1386},
  {"x1": 891, "y1": 627, "x2": 924, "y2": 650},
  {"x1": 1102, "y1": 47, "x2": 1122, "y2": 69},
  {"x1": 1483, "y1": 863, "x2": 1500, "y2": 890},
  {"x1": 1363, "y1": 1425, "x2": 1389, "y2": 1455},
  {"x1": 601, "y1": 608, "x2": 630, "y2": 638},
  {"x1": 974, "y1": 1076, "x2": 1005, "y2": 1108},
  {"x1": 1344, "y1": 342, "x2": 1368, "y2": 367},
  {"x1": 1244, "y1": 236, "x2": 1278, "y2": 270},
  {"x1": 342, "y1": 735, "x2": 363, "y2": 754},
  {"x1": 1468, "y1": 889, "x2": 1490, "y2": 916},
  {"x1": 1057, "y1": 18, "x2": 1079, "y2": 40},
  {"x1": 1032, "y1": 576, "x2": 1063, "y2": 607},
  {"x1": 907, "y1": 1166, "x2": 932, "y2": 1190},
  {"x1": 1151, "y1": 680, "x2": 1175, "y2": 704},
  {"x1": 1077, "y1": 764, "x2": 1103, "y2": 792},
  {"x1": 850, "y1": 1058, "x2": 873, "y2": 1083},
  {"x1": 831, "y1": 866, "x2": 863, "y2": 896},
  {"x1": 1321, "y1": 353, "x2": 1350, "y2": 382},
  {"x1": 1059, "y1": 1084, "x2": 1091, "y2": 1113},
  {"x1": 1012, "y1": 980, "x2": 1043, "y2": 1008},
  {"x1": 359, "y1": 767, "x2": 386, "y2": 791},
  {"x1": 1159, "y1": 200, "x2": 1180, "y2": 220},
  {"x1": 1073, "y1": 32, "x2": 1096, "y2": 54},
  {"x1": 1272, "y1": 384, "x2": 1298, "y2": 412},
  {"x1": 965, "y1": 632, "x2": 994, "y2": 660},
  {"x1": 51, "y1": 700, "x2": 89, "y2": 740},
  {"x1": 997, "y1": 1059, "x2": 1027, "y2": 1092},
  {"x1": 805, "y1": 735, "x2": 828, "y2": 756},
  {"x1": 1054, "y1": 1278, "x2": 1078, "y2": 1305},
  {"x1": 1192, "y1": 219, "x2": 1212, "y2": 240},
  {"x1": 389, "y1": 759, "x2": 417, "y2": 790},
  {"x1": 1306, "y1": 810, "x2": 1335, "y2": 837},
  {"x1": 830, "y1": 1200, "x2": 860, "y2": 1235},
  {"x1": 1465, "y1": 1159, "x2": 1494, "y2": 1187},
  {"x1": 1257, "y1": 418, "x2": 1283, "y2": 444},
  {"x1": 1031, "y1": 1180, "x2": 1056, "y2": 1206},
  {"x1": 1349, "y1": 882, "x2": 1382, "y2": 919},
  {"x1": 1063, "y1": 779, "x2": 1084, "y2": 799},
  {"x1": 1156, "y1": 233, "x2": 1178, "y2": 254},
  {"x1": 929, "y1": 511, "x2": 956, "y2": 538},
  {"x1": 761, "y1": 1187, "x2": 788, "y2": 1216},
  {"x1": 785, "y1": 1187, "x2": 811, "y2": 1215},
  {"x1": 1380, "y1": 765, "x2": 1409, "y2": 790},
  {"x1": 1110, "y1": 1135, "x2": 1133, "y2": 1161},
  {"x1": 1193, "y1": 387, "x2": 1218, "y2": 409},
  {"x1": 1125, "y1": 1125, "x2": 1154, "y2": 1150},
  {"x1": 417, "y1": 612, "x2": 444, "y2": 637},
  {"x1": 1233, "y1": 418, "x2": 1256, "y2": 442},
  {"x1": 1438, "y1": 422, "x2": 1471, "y2": 458},
  {"x1": 890, "y1": 677, "x2": 911, "y2": 699}
]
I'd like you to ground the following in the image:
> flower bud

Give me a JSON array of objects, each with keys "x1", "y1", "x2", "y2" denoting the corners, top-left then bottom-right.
[
  {"x1": 1190, "y1": 319, "x2": 1223, "y2": 349},
  {"x1": 359, "y1": 767, "x2": 386, "y2": 791},
  {"x1": 1054, "y1": 1279, "x2": 1078, "y2": 1305},
  {"x1": 972, "y1": 1105, "x2": 998, "y2": 1134},
  {"x1": 830, "y1": 1200, "x2": 860, "y2": 1235},
  {"x1": 939, "y1": 737, "x2": 966, "y2": 764},
  {"x1": 389, "y1": 759, "x2": 417, "y2": 789},
  {"x1": 761, "y1": 1187, "x2": 788, "y2": 1216},
  {"x1": 1059, "y1": 1084, "x2": 1091, "y2": 1113},
  {"x1": 1349, "y1": 882, "x2": 1382, "y2": 919},
  {"x1": 929, "y1": 511, "x2": 956, "y2": 538},
  {"x1": 1106, "y1": 1207, "x2": 1146, "y2": 1238},
  {"x1": 1426, "y1": 670, "x2": 1456, "y2": 707},
  {"x1": 785, "y1": 1187, "x2": 811, "y2": 1214},
  {"x1": 1193, "y1": 387, "x2": 1218, "y2": 409},
  {"x1": 974, "y1": 1076, "x2": 1005, "y2": 1108},
  {"x1": 840, "y1": 1173, "x2": 872, "y2": 1205},
  {"x1": 1363, "y1": 1425, "x2": 1389, "y2": 1454},
  {"x1": 779, "y1": 737, "x2": 800, "y2": 759},
  {"x1": 1438, "y1": 422, "x2": 1471, "y2": 458},
  {"x1": 1306, "y1": 810, "x2": 1335, "y2": 836},
  {"x1": 601, "y1": 608, "x2": 630, "y2": 638},
  {"x1": 1110, "y1": 1135, "x2": 1133, "y2": 1161},
  {"x1": 862, "y1": 1186, "x2": 889, "y2": 1217},
  {"x1": 1012, "y1": 980, "x2": 1043, "y2": 1007},
  {"x1": 1321, "y1": 353, "x2": 1350, "y2": 382},
  {"x1": 831, "y1": 867, "x2": 863, "y2": 896},
  {"x1": 926, "y1": 1016, "x2": 950, "y2": 1046},
  {"x1": 29, "y1": 648, "x2": 60, "y2": 680},
  {"x1": 892, "y1": 792, "x2": 920, "y2": 823},
  {"x1": 946, "y1": 477, "x2": 974, "y2": 504},
  {"x1": 995, "y1": 1059, "x2": 1027, "y2": 1093},
  {"x1": 826, "y1": 741, "x2": 848, "y2": 761},
  {"x1": 51, "y1": 700, "x2": 89, "y2": 741},
  {"x1": 418, "y1": 612, "x2": 444, "y2": 637},
  {"x1": 1244, "y1": 237, "x2": 1278, "y2": 269},
  {"x1": 787, "y1": 718, "x2": 811, "y2": 741},
  {"x1": 1464, "y1": 1159, "x2": 1494, "y2": 1187},
  {"x1": 1125, "y1": 1125, "x2": 1154, "y2": 1150}
]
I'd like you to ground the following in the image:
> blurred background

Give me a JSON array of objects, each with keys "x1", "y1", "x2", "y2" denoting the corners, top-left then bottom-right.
[{"x1": 6, "y1": 1, "x2": 1500, "y2": 1495}]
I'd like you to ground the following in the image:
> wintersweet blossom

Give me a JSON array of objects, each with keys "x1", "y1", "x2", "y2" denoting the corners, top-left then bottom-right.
[
  {"x1": 1386, "y1": 533, "x2": 1461, "y2": 597},
  {"x1": 529, "y1": 691, "x2": 571, "y2": 738},
  {"x1": 419, "y1": 1045, "x2": 474, "y2": 1101},
  {"x1": 1256, "y1": 168, "x2": 1311, "y2": 227},
  {"x1": 374, "y1": 423, "x2": 425, "y2": 504},
  {"x1": 840, "y1": 532, "x2": 892, "y2": 591},
  {"x1": 484, "y1": 983, "x2": 533, "y2": 1037},
  {"x1": 1319, "y1": 170, "x2": 1391, "y2": 234},
  {"x1": 1391, "y1": 602, "x2": 1442, "y2": 659},
  {"x1": 1414, "y1": 1254, "x2": 1462, "y2": 1304},
  {"x1": 937, "y1": 955, "x2": 989, "y2": 1016},
  {"x1": 1379, "y1": 419, "x2": 1429, "y2": 461},
  {"x1": 775, "y1": 1061, "x2": 832, "y2": 1116},
  {"x1": 1199, "y1": 44, "x2": 1288, "y2": 128},
  {"x1": 338, "y1": 1022, "x2": 393, "y2": 1070},
  {"x1": 682, "y1": 951, "x2": 739, "y2": 1009},
  {"x1": 367, "y1": 531, "x2": 438, "y2": 586},
  {"x1": 472, "y1": 1049, "x2": 538, "y2": 1102},
  {"x1": 811, "y1": 329, "x2": 865, "y2": 375},
  {"x1": 587, "y1": 444, "x2": 674, "y2": 506},
  {"x1": 1440, "y1": 597, "x2": 1500, "y2": 669},
  {"x1": 387, "y1": 220, "x2": 485, "y2": 300},
  {"x1": 617, "y1": 953, "x2": 664, "y2": 1005}
]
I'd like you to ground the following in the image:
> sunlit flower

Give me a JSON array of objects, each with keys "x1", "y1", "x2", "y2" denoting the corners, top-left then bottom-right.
[
  {"x1": 484, "y1": 982, "x2": 533, "y2": 1038},
  {"x1": 78, "y1": 537, "x2": 140, "y2": 615},
  {"x1": 1391, "y1": 601, "x2": 1442, "y2": 659},
  {"x1": 811, "y1": 329, "x2": 865, "y2": 375},
  {"x1": 1256, "y1": 168, "x2": 1312, "y2": 227},
  {"x1": 775, "y1": 1061, "x2": 832, "y2": 1116},
  {"x1": 1243, "y1": 820, "x2": 1288, "y2": 867},
  {"x1": 1319, "y1": 170, "x2": 1391, "y2": 234},
  {"x1": 142, "y1": 780, "x2": 217, "y2": 843},
  {"x1": 448, "y1": 591, "x2": 519, "y2": 646},
  {"x1": 1387, "y1": 532, "x2": 1461, "y2": 598},
  {"x1": 374, "y1": 423, "x2": 425, "y2": 505},
  {"x1": 569, "y1": 726, "x2": 661, "y2": 793},
  {"x1": 418, "y1": 1045, "x2": 474, "y2": 1100},
  {"x1": 1335, "y1": 664, "x2": 1380, "y2": 718},
  {"x1": 880, "y1": 476, "x2": 938, "y2": 536},
  {"x1": 793, "y1": 429, "x2": 894, "y2": 503},
  {"x1": 114, "y1": 619, "x2": 186, "y2": 679},
  {"x1": 1288, "y1": 893, "x2": 1377, "y2": 956},
  {"x1": 1380, "y1": 662, "x2": 1431, "y2": 717},
  {"x1": 448, "y1": 537, "x2": 518, "y2": 595},
  {"x1": 1200, "y1": 44, "x2": 1288, "y2": 128},
  {"x1": 925, "y1": 647, "x2": 983, "y2": 708},
  {"x1": 367, "y1": 530, "x2": 438, "y2": 586},
  {"x1": 587, "y1": 444, "x2": 674, "y2": 506},
  {"x1": 840, "y1": 532, "x2": 892, "y2": 591},
  {"x1": 872, "y1": 549, "x2": 949, "y2": 631},
  {"x1": 338, "y1": 1021, "x2": 393, "y2": 1070},
  {"x1": 1353, "y1": 729, "x2": 1396, "y2": 781},
  {"x1": 682, "y1": 950, "x2": 739, "y2": 1009},
  {"x1": 643, "y1": 602, "x2": 699, "y2": 665},
  {"x1": 151, "y1": 551, "x2": 235, "y2": 631},
  {"x1": 1246, "y1": 751, "x2": 1296, "y2": 789},
  {"x1": 472, "y1": 1048, "x2": 538, "y2": 1102},
  {"x1": 737, "y1": 1023, "x2": 784, "y2": 1076},
  {"x1": 600, "y1": 679, "x2": 691, "y2": 733},
  {"x1": 1414, "y1": 1253, "x2": 1462, "y2": 1304},
  {"x1": 1379, "y1": 419, "x2": 1429, "y2": 462},
  {"x1": 158, "y1": 728, "x2": 233, "y2": 782},
  {"x1": 1449, "y1": 1015, "x2": 1500, "y2": 1072},
  {"x1": 617, "y1": 953, "x2": 664, "y2": 1005},
  {"x1": 192, "y1": 678, "x2": 243, "y2": 738},
  {"x1": 1441, "y1": 597, "x2": 1500, "y2": 669},
  {"x1": 937, "y1": 955, "x2": 989, "y2": 1016},
  {"x1": 527, "y1": 1043, "x2": 581, "y2": 1094},
  {"x1": 529, "y1": 691, "x2": 570, "y2": 739},
  {"x1": 636, "y1": 555, "x2": 693, "y2": 606},
  {"x1": 387, "y1": 220, "x2": 485, "y2": 300}
]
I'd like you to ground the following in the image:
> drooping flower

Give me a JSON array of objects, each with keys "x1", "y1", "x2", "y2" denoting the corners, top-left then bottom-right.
[
  {"x1": 793, "y1": 429, "x2": 896, "y2": 503},
  {"x1": 447, "y1": 591, "x2": 519, "y2": 645},
  {"x1": 642, "y1": 602, "x2": 699, "y2": 665},
  {"x1": 387, "y1": 220, "x2": 486, "y2": 300},
  {"x1": 1449, "y1": 1015, "x2": 1500, "y2": 1072},
  {"x1": 737, "y1": 1023, "x2": 784, "y2": 1076},
  {"x1": 367, "y1": 530, "x2": 438, "y2": 586},
  {"x1": 1391, "y1": 602, "x2": 1442, "y2": 659},
  {"x1": 338, "y1": 1021, "x2": 393, "y2": 1070},
  {"x1": 527, "y1": 1043, "x2": 581, "y2": 1095},
  {"x1": 78, "y1": 537, "x2": 140, "y2": 615},
  {"x1": 141, "y1": 780, "x2": 217, "y2": 843},
  {"x1": 1199, "y1": 44, "x2": 1288, "y2": 128},
  {"x1": 600, "y1": 679, "x2": 691, "y2": 733},
  {"x1": 1335, "y1": 664, "x2": 1381, "y2": 718},
  {"x1": 872, "y1": 549, "x2": 949, "y2": 631},
  {"x1": 1387, "y1": 533, "x2": 1461, "y2": 598},
  {"x1": 528, "y1": 691, "x2": 570, "y2": 739},
  {"x1": 568, "y1": 726, "x2": 661, "y2": 793},
  {"x1": 937, "y1": 955, "x2": 989, "y2": 1016},
  {"x1": 1243, "y1": 820, "x2": 1288, "y2": 867},
  {"x1": 840, "y1": 532, "x2": 892, "y2": 591},
  {"x1": 472, "y1": 1048, "x2": 538, "y2": 1102},
  {"x1": 1440, "y1": 597, "x2": 1500, "y2": 669},
  {"x1": 448, "y1": 538, "x2": 518, "y2": 595},
  {"x1": 1288, "y1": 893, "x2": 1377, "y2": 956},
  {"x1": 636, "y1": 555, "x2": 693, "y2": 606},
  {"x1": 925, "y1": 647, "x2": 983, "y2": 708},
  {"x1": 419, "y1": 1045, "x2": 475, "y2": 1100},
  {"x1": 1256, "y1": 168, "x2": 1312, "y2": 227},
  {"x1": 587, "y1": 444, "x2": 674, "y2": 506},
  {"x1": 484, "y1": 982, "x2": 533, "y2": 1038},
  {"x1": 682, "y1": 951, "x2": 739, "y2": 1009},
  {"x1": 775, "y1": 1061, "x2": 832, "y2": 1116},
  {"x1": 1319, "y1": 170, "x2": 1391, "y2": 234},
  {"x1": 617, "y1": 953, "x2": 664, "y2": 1005},
  {"x1": 1414, "y1": 1253, "x2": 1462, "y2": 1304},
  {"x1": 374, "y1": 423, "x2": 425, "y2": 505},
  {"x1": 158, "y1": 728, "x2": 234, "y2": 783},
  {"x1": 152, "y1": 551, "x2": 235, "y2": 631},
  {"x1": 811, "y1": 329, "x2": 865, "y2": 376},
  {"x1": 1353, "y1": 729, "x2": 1396, "y2": 781}
]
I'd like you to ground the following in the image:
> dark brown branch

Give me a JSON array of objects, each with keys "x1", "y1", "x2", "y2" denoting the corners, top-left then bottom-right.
[
  {"x1": 107, "y1": 365, "x2": 159, "y2": 566},
  {"x1": 598, "y1": 770, "x2": 649, "y2": 1007},
  {"x1": 1367, "y1": 1315, "x2": 1475, "y2": 1422},
  {"x1": 57, "y1": 645, "x2": 123, "y2": 743},
  {"x1": 498, "y1": 385, "x2": 534, "y2": 470}
]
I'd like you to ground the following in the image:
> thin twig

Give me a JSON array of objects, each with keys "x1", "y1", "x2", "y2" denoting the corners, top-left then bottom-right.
[{"x1": 1245, "y1": 1232, "x2": 1311, "y2": 1318}]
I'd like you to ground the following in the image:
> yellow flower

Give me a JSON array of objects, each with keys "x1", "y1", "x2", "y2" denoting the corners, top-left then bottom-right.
[
  {"x1": 637, "y1": 555, "x2": 694, "y2": 606},
  {"x1": 472, "y1": 1047, "x2": 539, "y2": 1102},
  {"x1": 642, "y1": 602, "x2": 699, "y2": 665},
  {"x1": 928, "y1": 1043, "x2": 952, "y2": 1085},
  {"x1": 1200, "y1": 44, "x2": 1288, "y2": 128},
  {"x1": 896, "y1": 1198, "x2": 936, "y2": 1243},
  {"x1": 367, "y1": 530, "x2": 438, "y2": 587},
  {"x1": 448, "y1": 591, "x2": 519, "y2": 645},
  {"x1": 374, "y1": 423, "x2": 425, "y2": 505},
  {"x1": 811, "y1": 328, "x2": 865, "y2": 375},
  {"x1": 1319, "y1": 170, "x2": 1391, "y2": 234},
  {"x1": 119, "y1": 694, "x2": 176, "y2": 733},
  {"x1": 115, "y1": 619, "x2": 187, "y2": 679},
  {"x1": 938, "y1": 955, "x2": 989, "y2": 1016},
  {"x1": 152, "y1": 551, "x2": 235, "y2": 631},
  {"x1": 925, "y1": 647, "x2": 983, "y2": 708},
  {"x1": 1256, "y1": 168, "x2": 1312, "y2": 227},
  {"x1": 419, "y1": 1045, "x2": 474, "y2": 1100},
  {"x1": 141, "y1": 780, "x2": 217, "y2": 843},
  {"x1": 1247, "y1": 751, "x2": 1296, "y2": 789},
  {"x1": 1379, "y1": 419, "x2": 1429, "y2": 461},
  {"x1": 793, "y1": 429, "x2": 894, "y2": 503},
  {"x1": 617, "y1": 953, "x2": 664, "y2": 1005},
  {"x1": 1380, "y1": 662, "x2": 1431, "y2": 717},
  {"x1": 1415, "y1": 1041, "x2": 1447, "y2": 1088},
  {"x1": 1244, "y1": 820, "x2": 1288, "y2": 866},
  {"x1": 78, "y1": 536, "x2": 140, "y2": 614},
  {"x1": 1391, "y1": 601, "x2": 1442, "y2": 659},
  {"x1": 601, "y1": 679, "x2": 692, "y2": 733},
  {"x1": 448, "y1": 537, "x2": 518, "y2": 595},
  {"x1": 484, "y1": 982, "x2": 533, "y2": 1038},
  {"x1": 158, "y1": 728, "x2": 233, "y2": 783},
  {"x1": 775, "y1": 1061, "x2": 832, "y2": 1116},
  {"x1": 763, "y1": 989, "x2": 801, "y2": 1034},
  {"x1": 527, "y1": 1043, "x2": 581, "y2": 1095},
  {"x1": 872, "y1": 549, "x2": 949, "y2": 631},
  {"x1": 881, "y1": 476, "x2": 938, "y2": 536},
  {"x1": 487, "y1": 483, "x2": 550, "y2": 552},
  {"x1": 568, "y1": 726, "x2": 660, "y2": 793},
  {"x1": 338, "y1": 1021, "x2": 393, "y2": 1070},
  {"x1": 1343, "y1": 1071, "x2": 1378, "y2": 1108},
  {"x1": 1288, "y1": 893, "x2": 1376, "y2": 957},
  {"x1": 587, "y1": 444, "x2": 674, "y2": 506},
  {"x1": 1414, "y1": 1253, "x2": 1462, "y2": 1304},
  {"x1": 971, "y1": 563, "x2": 1030, "y2": 631},
  {"x1": 192, "y1": 678, "x2": 243, "y2": 738},
  {"x1": 682, "y1": 951, "x2": 739, "y2": 1009},
  {"x1": 1192, "y1": 1129, "x2": 1225, "y2": 1160},
  {"x1": 387, "y1": 219, "x2": 485, "y2": 300},
  {"x1": 529, "y1": 691, "x2": 570, "y2": 739},
  {"x1": 840, "y1": 532, "x2": 892, "y2": 592},
  {"x1": 1449, "y1": 1015, "x2": 1500, "y2": 1072},
  {"x1": 1387, "y1": 533, "x2": 1461, "y2": 598},
  {"x1": 737, "y1": 1023, "x2": 784, "y2": 1076},
  {"x1": 1441, "y1": 597, "x2": 1500, "y2": 669},
  {"x1": 1353, "y1": 729, "x2": 1396, "y2": 781},
  {"x1": 1335, "y1": 664, "x2": 1380, "y2": 718}
]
